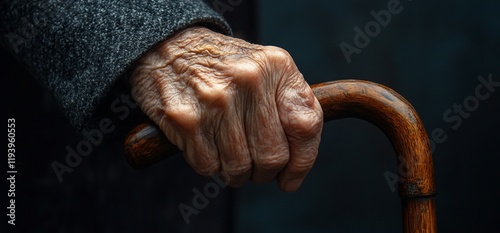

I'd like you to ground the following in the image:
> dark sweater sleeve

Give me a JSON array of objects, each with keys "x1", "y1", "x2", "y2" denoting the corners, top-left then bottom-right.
[{"x1": 1, "y1": 0, "x2": 231, "y2": 130}]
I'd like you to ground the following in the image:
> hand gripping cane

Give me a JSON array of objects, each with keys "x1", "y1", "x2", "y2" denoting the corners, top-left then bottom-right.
[{"x1": 123, "y1": 80, "x2": 437, "y2": 233}]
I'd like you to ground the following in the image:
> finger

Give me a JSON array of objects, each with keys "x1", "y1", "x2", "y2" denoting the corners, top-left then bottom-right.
[
  {"x1": 244, "y1": 86, "x2": 290, "y2": 185},
  {"x1": 227, "y1": 57, "x2": 291, "y2": 185},
  {"x1": 183, "y1": 130, "x2": 221, "y2": 176},
  {"x1": 160, "y1": 104, "x2": 221, "y2": 176},
  {"x1": 161, "y1": 68, "x2": 229, "y2": 176},
  {"x1": 276, "y1": 79, "x2": 323, "y2": 192},
  {"x1": 215, "y1": 107, "x2": 252, "y2": 187}
]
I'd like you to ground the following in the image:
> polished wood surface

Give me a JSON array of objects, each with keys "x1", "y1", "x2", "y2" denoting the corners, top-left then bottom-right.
[{"x1": 124, "y1": 79, "x2": 437, "y2": 233}]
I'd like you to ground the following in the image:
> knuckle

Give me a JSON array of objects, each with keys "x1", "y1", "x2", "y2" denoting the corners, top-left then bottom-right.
[
  {"x1": 198, "y1": 86, "x2": 232, "y2": 108},
  {"x1": 262, "y1": 46, "x2": 296, "y2": 71},
  {"x1": 288, "y1": 157, "x2": 316, "y2": 175},
  {"x1": 255, "y1": 154, "x2": 289, "y2": 171},
  {"x1": 284, "y1": 109, "x2": 323, "y2": 139},
  {"x1": 264, "y1": 46, "x2": 292, "y2": 61},
  {"x1": 232, "y1": 60, "x2": 264, "y2": 87},
  {"x1": 189, "y1": 71, "x2": 234, "y2": 108},
  {"x1": 224, "y1": 162, "x2": 252, "y2": 177},
  {"x1": 163, "y1": 108, "x2": 201, "y2": 135}
]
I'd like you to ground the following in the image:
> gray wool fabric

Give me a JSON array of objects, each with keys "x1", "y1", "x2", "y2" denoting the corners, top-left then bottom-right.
[{"x1": 1, "y1": 0, "x2": 231, "y2": 130}]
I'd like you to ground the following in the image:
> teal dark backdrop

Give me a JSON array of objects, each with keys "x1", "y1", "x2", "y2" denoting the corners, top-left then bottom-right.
[{"x1": 234, "y1": 0, "x2": 500, "y2": 232}]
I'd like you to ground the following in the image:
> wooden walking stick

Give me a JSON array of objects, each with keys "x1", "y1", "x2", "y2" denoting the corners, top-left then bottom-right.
[{"x1": 124, "y1": 79, "x2": 437, "y2": 233}]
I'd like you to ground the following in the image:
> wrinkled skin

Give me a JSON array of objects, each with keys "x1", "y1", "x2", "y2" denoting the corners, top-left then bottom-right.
[{"x1": 130, "y1": 27, "x2": 323, "y2": 192}]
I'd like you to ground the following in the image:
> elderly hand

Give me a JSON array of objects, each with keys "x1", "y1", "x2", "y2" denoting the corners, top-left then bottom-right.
[{"x1": 130, "y1": 27, "x2": 322, "y2": 192}]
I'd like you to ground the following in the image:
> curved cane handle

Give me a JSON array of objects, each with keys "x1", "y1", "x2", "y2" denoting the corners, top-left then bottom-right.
[{"x1": 124, "y1": 79, "x2": 436, "y2": 233}]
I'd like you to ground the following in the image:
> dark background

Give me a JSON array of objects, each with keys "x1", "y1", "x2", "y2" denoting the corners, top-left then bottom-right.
[
  {"x1": 235, "y1": 0, "x2": 500, "y2": 232},
  {"x1": 3, "y1": 0, "x2": 500, "y2": 232}
]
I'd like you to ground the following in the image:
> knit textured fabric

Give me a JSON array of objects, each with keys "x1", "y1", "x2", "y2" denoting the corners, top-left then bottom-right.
[{"x1": 1, "y1": 0, "x2": 231, "y2": 130}]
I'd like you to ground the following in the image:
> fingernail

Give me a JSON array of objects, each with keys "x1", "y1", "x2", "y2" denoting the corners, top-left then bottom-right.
[{"x1": 285, "y1": 179, "x2": 303, "y2": 192}]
